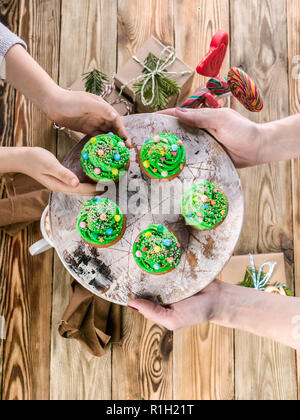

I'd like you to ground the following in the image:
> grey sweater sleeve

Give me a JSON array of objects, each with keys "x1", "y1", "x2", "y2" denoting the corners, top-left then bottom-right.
[{"x1": 0, "y1": 22, "x2": 27, "y2": 57}]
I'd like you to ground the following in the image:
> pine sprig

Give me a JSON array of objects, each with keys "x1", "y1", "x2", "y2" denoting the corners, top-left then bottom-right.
[
  {"x1": 238, "y1": 267, "x2": 259, "y2": 288},
  {"x1": 82, "y1": 69, "x2": 109, "y2": 96},
  {"x1": 133, "y1": 53, "x2": 180, "y2": 111},
  {"x1": 238, "y1": 266, "x2": 292, "y2": 295}
]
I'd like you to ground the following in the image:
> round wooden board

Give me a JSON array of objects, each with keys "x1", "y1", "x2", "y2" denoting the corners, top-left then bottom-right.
[{"x1": 49, "y1": 114, "x2": 244, "y2": 305}]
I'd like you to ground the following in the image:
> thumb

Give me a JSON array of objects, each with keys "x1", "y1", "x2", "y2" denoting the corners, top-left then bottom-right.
[
  {"x1": 128, "y1": 299, "x2": 175, "y2": 329},
  {"x1": 174, "y1": 107, "x2": 223, "y2": 130},
  {"x1": 48, "y1": 160, "x2": 79, "y2": 188}
]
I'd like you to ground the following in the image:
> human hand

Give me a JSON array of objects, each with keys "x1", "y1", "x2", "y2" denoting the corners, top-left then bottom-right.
[
  {"x1": 128, "y1": 280, "x2": 221, "y2": 330},
  {"x1": 47, "y1": 88, "x2": 129, "y2": 145},
  {"x1": 158, "y1": 107, "x2": 264, "y2": 168},
  {"x1": 4, "y1": 46, "x2": 128, "y2": 144},
  {"x1": 21, "y1": 147, "x2": 97, "y2": 195}
]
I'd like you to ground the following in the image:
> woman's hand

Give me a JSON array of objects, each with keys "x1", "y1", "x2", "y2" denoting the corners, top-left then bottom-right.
[
  {"x1": 128, "y1": 280, "x2": 221, "y2": 330},
  {"x1": 13, "y1": 147, "x2": 97, "y2": 195},
  {"x1": 47, "y1": 88, "x2": 128, "y2": 143},
  {"x1": 128, "y1": 279, "x2": 300, "y2": 351},
  {"x1": 159, "y1": 108, "x2": 264, "y2": 168}
]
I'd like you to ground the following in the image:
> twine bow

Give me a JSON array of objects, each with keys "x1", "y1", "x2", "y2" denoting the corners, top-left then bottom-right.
[
  {"x1": 120, "y1": 46, "x2": 192, "y2": 107},
  {"x1": 249, "y1": 253, "x2": 277, "y2": 291}
]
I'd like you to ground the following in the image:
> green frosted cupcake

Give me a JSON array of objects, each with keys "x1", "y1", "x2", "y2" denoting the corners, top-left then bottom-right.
[
  {"x1": 81, "y1": 133, "x2": 130, "y2": 182},
  {"x1": 76, "y1": 197, "x2": 126, "y2": 248},
  {"x1": 133, "y1": 225, "x2": 182, "y2": 275},
  {"x1": 139, "y1": 133, "x2": 185, "y2": 180},
  {"x1": 181, "y1": 181, "x2": 228, "y2": 231}
]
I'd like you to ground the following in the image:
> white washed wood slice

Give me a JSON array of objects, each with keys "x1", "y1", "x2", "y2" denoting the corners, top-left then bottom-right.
[{"x1": 49, "y1": 114, "x2": 244, "y2": 305}]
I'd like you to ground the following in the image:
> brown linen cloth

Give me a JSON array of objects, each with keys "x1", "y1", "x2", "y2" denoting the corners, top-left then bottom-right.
[
  {"x1": 0, "y1": 173, "x2": 50, "y2": 235},
  {"x1": 0, "y1": 172, "x2": 121, "y2": 357},
  {"x1": 59, "y1": 280, "x2": 121, "y2": 357}
]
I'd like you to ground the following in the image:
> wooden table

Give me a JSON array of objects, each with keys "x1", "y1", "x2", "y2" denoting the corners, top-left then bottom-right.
[{"x1": 0, "y1": 0, "x2": 299, "y2": 400}]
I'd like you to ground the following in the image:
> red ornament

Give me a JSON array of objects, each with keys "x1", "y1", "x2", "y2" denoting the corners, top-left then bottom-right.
[{"x1": 196, "y1": 30, "x2": 229, "y2": 78}]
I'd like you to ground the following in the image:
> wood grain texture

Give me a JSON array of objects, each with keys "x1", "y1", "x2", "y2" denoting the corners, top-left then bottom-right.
[
  {"x1": 231, "y1": 0, "x2": 297, "y2": 400},
  {"x1": 112, "y1": 0, "x2": 174, "y2": 400},
  {"x1": 0, "y1": 0, "x2": 19, "y2": 399},
  {"x1": 1, "y1": 0, "x2": 300, "y2": 401},
  {"x1": 50, "y1": 0, "x2": 118, "y2": 400},
  {"x1": 173, "y1": 0, "x2": 233, "y2": 400},
  {"x1": 174, "y1": 0, "x2": 230, "y2": 95},
  {"x1": 117, "y1": 0, "x2": 174, "y2": 65},
  {"x1": 174, "y1": 324, "x2": 233, "y2": 400},
  {"x1": 287, "y1": 0, "x2": 300, "y2": 398},
  {"x1": 50, "y1": 258, "x2": 112, "y2": 400},
  {"x1": 0, "y1": 0, "x2": 60, "y2": 400},
  {"x1": 113, "y1": 312, "x2": 173, "y2": 400}
]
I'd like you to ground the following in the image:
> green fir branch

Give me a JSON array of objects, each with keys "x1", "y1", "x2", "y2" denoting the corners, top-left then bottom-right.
[
  {"x1": 82, "y1": 69, "x2": 109, "y2": 96},
  {"x1": 238, "y1": 266, "x2": 292, "y2": 296},
  {"x1": 133, "y1": 53, "x2": 180, "y2": 111}
]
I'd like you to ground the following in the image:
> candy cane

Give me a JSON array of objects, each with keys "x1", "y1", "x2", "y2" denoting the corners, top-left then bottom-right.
[
  {"x1": 206, "y1": 76, "x2": 231, "y2": 96},
  {"x1": 181, "y1": 88, "x2": 221, "y2": 109}
]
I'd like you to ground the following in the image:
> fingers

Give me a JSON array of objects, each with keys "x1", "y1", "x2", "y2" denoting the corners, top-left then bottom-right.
[
  {"x1": 156, "y1": 108, "x2": 178, "y2": 117},
  {"x1": 174, "y1": 107, "x2": 223, "y2": 130},
  {"x1": 157, "y1": 107, "x2": 225, "y2": 131},
  {"x1": 69, "y1": 182, "x2": 97, "y2": 196},
  {"x1": 110, "y1": 112, "x2": 129, "y2": 145},
  {"x1": 96, "y1": 99, "x2": 129, "y2": 146},
  {"x1": 128, "y1": 299, "x2": 178, "y2": 330},
  {"x1": 42, "y1": 174, "x2": 97, "y2": 195},
  {"x1": 46, "y1": 159, "x2": 80, "y2": 188}
]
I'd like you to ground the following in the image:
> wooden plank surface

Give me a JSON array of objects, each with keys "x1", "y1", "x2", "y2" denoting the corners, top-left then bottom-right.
[
  {"x1": 231, "y1": 0, "x2": 297, "y2": 400},
  {"x1": 1, "y1": 0, "x2": 300, "y2": 401},
  {"x1": 0, "y1": 0, "x2": 19, "y2": 399},
  {"x1": 112, "y1": 0, "x2": 174, "y2": 400},
  {"x1": 287, "y1": 0, "x2": 300, "y2": 398},
  {"x1": 50, "y1": 0, "x2": 118, "y2": 400},
  {"x1": 172, "y1": 0, "x2": 233, "y2": 400},
  {"x1": 0, "y1": 0, "x2": 59, "y2": 400}
]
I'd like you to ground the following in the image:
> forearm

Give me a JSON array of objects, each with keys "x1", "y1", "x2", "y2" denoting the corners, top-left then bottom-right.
[
  {"x1": 0, "y1": 147, "x2": 30, "y2": 174},
  {"x1": 213, "y1": 281, "x2": 300, "y2": 349},
  {"x1": 260, "y1": 114, "x2": 300, "y2": 163},
  {"x1": 5, "y1": 44, "x2": 61, "y2": 119}
]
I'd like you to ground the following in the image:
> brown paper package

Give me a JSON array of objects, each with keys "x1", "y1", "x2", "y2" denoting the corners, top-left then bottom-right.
[
  {"x1": 114, "y1": 36, "x2": 195, "y2": 113},
  {"x1": 68, "y1": 77, "x2": 133, "y2": 143},
  {"x1": 219, "y1": 253, "x2": 287, "y2": 286}
]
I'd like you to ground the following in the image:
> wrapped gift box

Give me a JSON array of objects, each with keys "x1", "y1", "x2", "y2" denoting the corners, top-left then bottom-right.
[
  {"x1": 219, "y1": 253, "x2": 288, "y2": 287},
  {"x1": 114, "y1": 36, "x2": 195, "y2": 113},
  {"x1": 66, "y1": 76, "x2": 133, "y2": 143}
]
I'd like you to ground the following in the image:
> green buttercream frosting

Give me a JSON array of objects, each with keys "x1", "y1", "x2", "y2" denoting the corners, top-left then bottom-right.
[
  {"x1": 81, "y1": 133, "x2": 130, "y2": 182},
  {"x1": 133, "y1": 225, "x2": 182, "y2": 274},
  {"x1": 76, "y1": 197, "x2": 125, "y2": 246},
  {"x1": 181, "y1": 181, "x2": 228, "y2": 231},
  {"x1": 140, "y1": 133, "x2": 185, "y2": 179}
]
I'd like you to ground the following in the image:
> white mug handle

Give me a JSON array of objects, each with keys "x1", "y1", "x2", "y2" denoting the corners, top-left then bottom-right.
[{"x1": 29, "y1": 239, "x2": 53, "y2": 256}]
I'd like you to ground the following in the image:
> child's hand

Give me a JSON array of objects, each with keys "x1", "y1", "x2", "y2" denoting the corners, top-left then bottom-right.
[
  {"x1": 47, "y1": 89, "x2": 129, "y2": 144},
  {"x1": 22, "y1": 147, "x2": 97, "y2": 195},
  {"x1": 5, "y1": 45, "x2": 128, "y2": 143}
]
